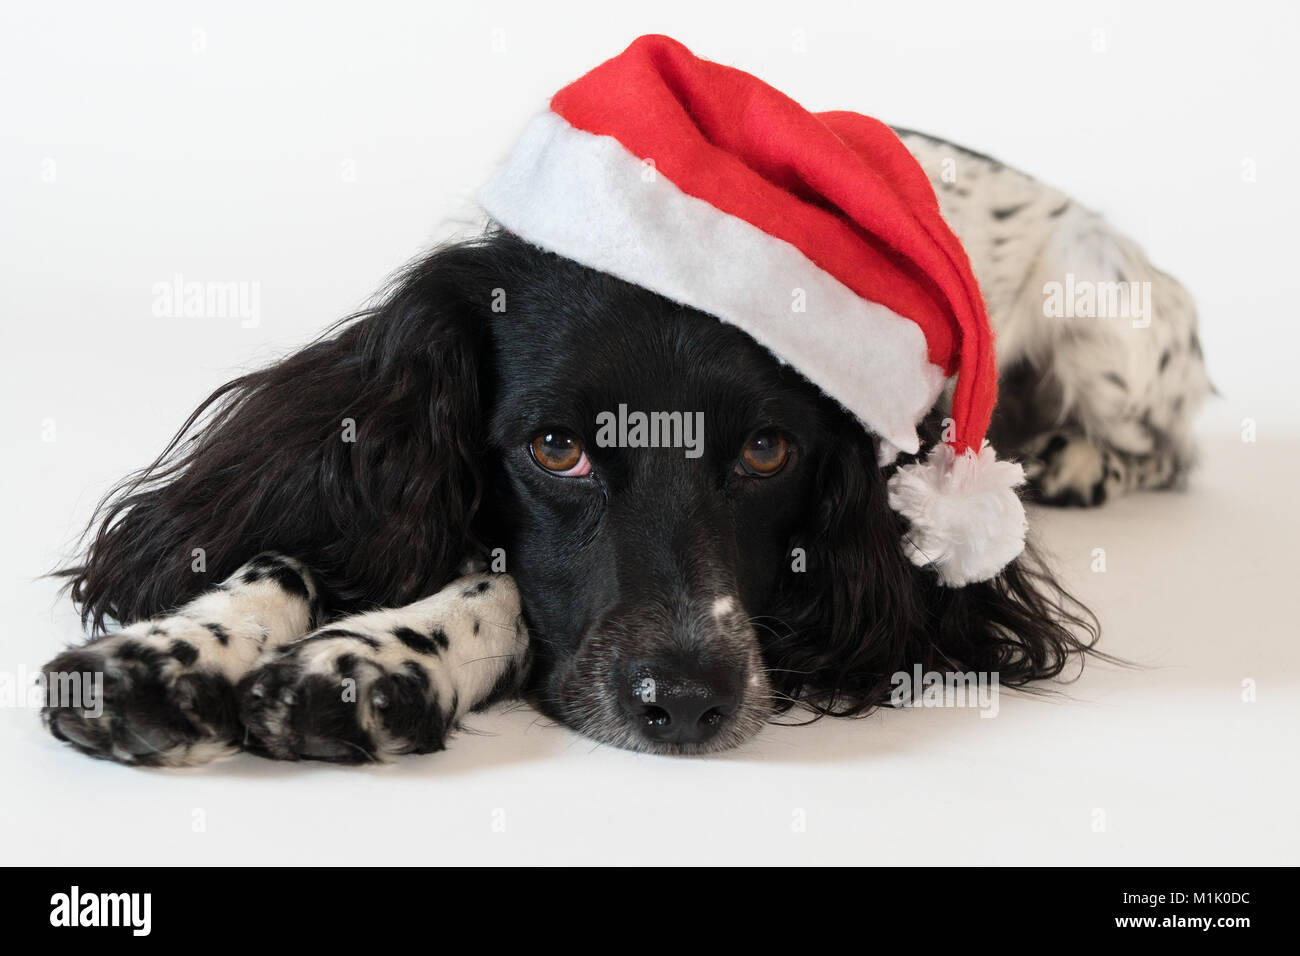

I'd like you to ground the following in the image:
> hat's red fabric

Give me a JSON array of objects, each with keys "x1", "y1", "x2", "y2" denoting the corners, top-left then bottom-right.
[{"x1": 549, "y1": 34, "x2": 996, "y2": 456}]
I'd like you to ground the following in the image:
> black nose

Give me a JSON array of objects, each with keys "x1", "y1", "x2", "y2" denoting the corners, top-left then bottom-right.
[{"x1": 618, "y1": 658, "x2": 742, "y2": 746}]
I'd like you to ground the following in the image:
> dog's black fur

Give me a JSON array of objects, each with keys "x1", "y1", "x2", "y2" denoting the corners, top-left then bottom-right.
[{"x1": 59, "y1": 230, "x2": 1097, "y2": 753}]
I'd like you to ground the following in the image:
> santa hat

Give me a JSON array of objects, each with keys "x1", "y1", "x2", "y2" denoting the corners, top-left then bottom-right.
[{"x1": 479, "y1": 34, "x2": 1026, "y2": 587}]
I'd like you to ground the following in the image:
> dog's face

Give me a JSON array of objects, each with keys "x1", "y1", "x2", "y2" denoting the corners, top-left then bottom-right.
[{"x1": 482, "y1": 267, "x2": 834, "y2": 753}]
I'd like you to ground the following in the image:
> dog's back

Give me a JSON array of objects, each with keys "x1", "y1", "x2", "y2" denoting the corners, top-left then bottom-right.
[{"x1": 899, "y1": 129, "x2": 1212, "y2": 506}]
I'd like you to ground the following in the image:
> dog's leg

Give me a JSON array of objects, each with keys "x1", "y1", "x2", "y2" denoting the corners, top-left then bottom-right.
[
  {"x1": 899, "y1": 129, "x2": 1212, "y2": 507},
  {"x1": 988, "y1": 216, "x2": 1210, "y2": 507},
  {"x1": 42, "y1": 553, "x2": 320, "y2": 767},
  {"x1": 1019, "y1": 426, "x2": 1193, "y2": 508},
  {"x1": 239, "y1": 573, "x2": 529, "y2": 763}
]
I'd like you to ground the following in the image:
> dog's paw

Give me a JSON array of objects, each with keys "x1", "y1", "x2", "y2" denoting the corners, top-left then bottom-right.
[
  {"x1": 1022, "y1": 431, "x2": 1122, "y2": 508},
  {"x1": 238, "y1": 635, "x2": 445, "y2": 763},
  {"x1": 239, "y1": 573, "x2": 528, "y2": 764},
  {"x1": 41, "y1": 623, "x2": 244, "y2": 767},
  {"x1": 41, "y1": 552, "x2": 319, "y2": 767}
]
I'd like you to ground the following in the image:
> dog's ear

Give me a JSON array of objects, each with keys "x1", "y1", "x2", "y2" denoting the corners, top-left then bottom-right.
[
  {"x1": 61, "y1": 235, "x2": 512, "y2": 631},
  {"x1": 769, "y1": 413, "x2": 1100, "y2": 715}
]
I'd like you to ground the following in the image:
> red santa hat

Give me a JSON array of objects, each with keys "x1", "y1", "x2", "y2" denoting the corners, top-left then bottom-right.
[{"x1": 480, "y1": 34, "x2": 1027, "y2": 586}]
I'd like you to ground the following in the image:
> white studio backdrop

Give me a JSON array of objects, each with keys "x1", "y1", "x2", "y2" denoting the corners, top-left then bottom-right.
[{"x1": 3, "y1": 3, "x2": 1297, "y2": 471}]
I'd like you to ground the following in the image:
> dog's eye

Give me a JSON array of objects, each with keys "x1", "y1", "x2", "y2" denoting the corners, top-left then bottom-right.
[
  {"x1": 529, "y1": 431, "x2": 592, "y2": 477},
  {"x1": 737, "y1": 429, "x2": 791, "y2": 477}
]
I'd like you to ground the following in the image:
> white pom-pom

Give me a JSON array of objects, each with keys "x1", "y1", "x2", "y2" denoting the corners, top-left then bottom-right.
[{"x1": 885, "y1": 442, "x2": 1028, "y2": 587}]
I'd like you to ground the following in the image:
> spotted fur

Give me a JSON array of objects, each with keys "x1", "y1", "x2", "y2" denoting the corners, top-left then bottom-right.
[
  {"x1": 43, "y1": 556, "x2": 528, "y2": 767},
  {"x1": 898, "y1": 130, "x2": 1212, "y2": 506},
  {"x1": 240, "y1": 573, "x2": 529, "y2": 763}
]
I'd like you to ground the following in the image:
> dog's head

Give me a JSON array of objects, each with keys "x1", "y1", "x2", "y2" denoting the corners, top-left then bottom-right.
[
  {"x1": 67, "y1": 232, "x2": 1095, "y2": 754},
  {"x1": 480, "y1": 247, "x2": 834, "y2": 751}
]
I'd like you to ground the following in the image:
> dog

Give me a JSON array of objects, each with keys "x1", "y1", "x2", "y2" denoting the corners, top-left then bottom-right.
[{"x1": 38, "y1": 124, "x2": 1211, "y2": 766}]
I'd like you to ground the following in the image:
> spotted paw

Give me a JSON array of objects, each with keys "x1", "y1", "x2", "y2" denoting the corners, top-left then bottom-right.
[
  {"x1": 41, "y1": 552, "x2": 318, "y2": 767},
  {"x1": 41, "y1": 623, "x2": 244, "y2": 767},
  {"x1": 239, "y1": 573, "x2": 529, "y2": 763},
  {"x1": 1023, "y1": 431, "x2": 1118, "y2": 508}
]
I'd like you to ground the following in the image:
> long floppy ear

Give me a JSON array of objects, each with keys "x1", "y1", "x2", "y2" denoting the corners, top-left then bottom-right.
[
  {"x1": 60, "y1": 234, "x2": 511, "y2": 632},
  {"x1": 768, "y1": 407, "x2": 1101, "y2": 715}
]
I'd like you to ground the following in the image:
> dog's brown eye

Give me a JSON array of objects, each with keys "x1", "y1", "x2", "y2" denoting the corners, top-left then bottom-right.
[
  {"x1": 738, "y1": 430, "x2": 791, "y2": 477},
  {"x1": 530, "y1": 432, "x2": 591, "y2": 476}
]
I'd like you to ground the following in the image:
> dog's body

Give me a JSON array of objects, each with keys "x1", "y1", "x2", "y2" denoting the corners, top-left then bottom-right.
[
  {"x1": 899, "y1": 131, "x2": 1211, "y2": 505},
  {"x1": 41, "y1": 131, "x2": 1210, "y2": 766}
]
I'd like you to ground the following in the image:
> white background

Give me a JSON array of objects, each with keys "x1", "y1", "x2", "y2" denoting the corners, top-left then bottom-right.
[{"x1": 1, "y1": 0, "x2": 1297, "y2": 865}]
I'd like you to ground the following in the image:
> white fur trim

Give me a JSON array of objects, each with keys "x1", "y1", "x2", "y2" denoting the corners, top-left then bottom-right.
[
  {"x1": 886, "y1": 443, "x2": 1028, "y2": 587},
  {"x1": 479, "y1": 111, "x2": 947, "y2": 455}
]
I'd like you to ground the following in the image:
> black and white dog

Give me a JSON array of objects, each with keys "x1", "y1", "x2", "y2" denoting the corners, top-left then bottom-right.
[{"x1": 41, "y1": 129, "x2": 1211, "y2": 766}]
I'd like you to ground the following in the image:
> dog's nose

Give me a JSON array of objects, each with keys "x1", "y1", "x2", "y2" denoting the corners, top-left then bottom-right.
[{"x1": 618, "y1": 659, "x2": 742, "y2": 746}]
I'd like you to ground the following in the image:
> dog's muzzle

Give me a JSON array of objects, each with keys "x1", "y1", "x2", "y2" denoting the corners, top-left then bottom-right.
[{"x1": 560, "y1": 593, "x2": 770, "y2": 754}]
